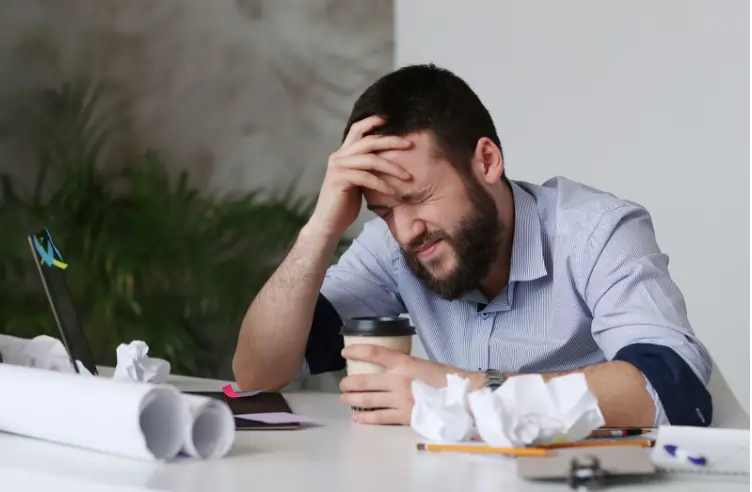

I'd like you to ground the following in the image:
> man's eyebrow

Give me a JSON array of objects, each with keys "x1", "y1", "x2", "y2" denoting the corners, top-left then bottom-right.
[
  {"x1": 367, "y1": 188, "x2": 431, "y2": 213},
  {"x1": 399, "y1": 188, "x2": 430, "y2": 203},
  {"x1": 367, "y1": 203, "x2": 389, "y2": 212}
]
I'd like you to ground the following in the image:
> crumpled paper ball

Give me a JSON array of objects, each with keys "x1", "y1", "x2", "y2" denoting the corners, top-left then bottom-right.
[
  {"x1": 410, "y1": 372, "x2": 605, "y2": 447},
  {"x1": 411, "y1": 373, "x2": 475, "y2": 442},
  {"x1": 112, "y1": 340, "x2": 170, "y2": 383}
]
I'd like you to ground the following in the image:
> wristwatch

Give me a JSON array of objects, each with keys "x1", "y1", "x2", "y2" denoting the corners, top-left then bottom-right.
[{"x1": 483, "y1": 369, "x2": 506, "y2": 391}]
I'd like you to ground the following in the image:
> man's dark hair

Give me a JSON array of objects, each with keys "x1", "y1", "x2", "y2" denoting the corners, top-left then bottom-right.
[{"x1": 343, "y1": 63, "x2": 506, "y2": 181}]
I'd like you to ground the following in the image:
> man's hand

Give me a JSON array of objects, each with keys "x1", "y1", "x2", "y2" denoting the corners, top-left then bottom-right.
[
  {"x1": 339, "y1": 344, "x2": 472, "y2": 425},
  {"x1": 307, "y1": 115, "x2": 413, "y2": 238}
]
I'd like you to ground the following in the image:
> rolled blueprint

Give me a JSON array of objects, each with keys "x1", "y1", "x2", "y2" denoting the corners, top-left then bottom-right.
[
  {"x1": 0, "y1": 363, "x2": 188, "y2": 461},
  {"x1": 180, "y1": 394, "x2": 235, "y2": 459}
]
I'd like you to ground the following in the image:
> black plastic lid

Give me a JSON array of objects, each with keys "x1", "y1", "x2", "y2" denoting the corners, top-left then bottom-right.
[{"x1": 340, "y1": 316, "x2": 416, "y2": 337}]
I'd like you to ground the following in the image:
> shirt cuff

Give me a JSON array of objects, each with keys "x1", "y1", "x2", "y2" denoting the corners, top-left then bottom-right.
[{"x1": 644, "y1": 374, "x2": 669, "y2": 426}]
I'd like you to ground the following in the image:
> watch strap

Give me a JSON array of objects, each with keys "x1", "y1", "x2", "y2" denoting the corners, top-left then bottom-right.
[{"x1": 484, "y1": 369, "x2": 506, "y2": 390}]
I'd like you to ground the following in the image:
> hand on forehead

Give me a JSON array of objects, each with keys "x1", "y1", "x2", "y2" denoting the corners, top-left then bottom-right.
[{"x1": 364, "y1": 132, "x2": 447, "y2": 203}]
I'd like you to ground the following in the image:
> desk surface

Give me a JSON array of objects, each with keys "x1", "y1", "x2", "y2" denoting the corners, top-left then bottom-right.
[{"x1": 0, "y1": 373, "x2": 748, "y2": 492}]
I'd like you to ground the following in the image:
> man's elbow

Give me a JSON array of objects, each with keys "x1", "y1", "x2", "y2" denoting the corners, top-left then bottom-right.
[
  {"x1": 613, "y1": 343, "x2": 713, "y2": 426},
  {"x1": 231, "y1": 352, "x2": 298, "y2": 392}
]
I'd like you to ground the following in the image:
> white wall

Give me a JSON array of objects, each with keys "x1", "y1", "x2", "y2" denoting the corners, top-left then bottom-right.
[{"x1": 396, "y1": 0, "x2": 749, "y2": 409}]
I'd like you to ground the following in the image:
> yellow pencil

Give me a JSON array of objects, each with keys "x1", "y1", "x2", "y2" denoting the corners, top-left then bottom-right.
[
  {"x1": 541, "y1": 439, "x2": 653, "y2": 450},
  {"x1": 416, "y1": 443, "x2": 551, "y2": 457}
]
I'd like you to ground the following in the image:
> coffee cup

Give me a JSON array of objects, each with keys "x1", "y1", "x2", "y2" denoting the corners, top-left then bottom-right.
[
  {"x1": 340, "y1": 316, "x2": 416, "y2": 412},
  {"x1": 340, "y1": 316, "x2": 416, "y2": 374}
]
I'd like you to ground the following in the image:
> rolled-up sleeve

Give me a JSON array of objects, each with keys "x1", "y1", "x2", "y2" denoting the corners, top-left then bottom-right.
[
  {"x1": 580, "y1": 204, "x2": 713, "y2": 426},
  {"x1": 304, "y1": 219, "x2": 405, "y2": 375}
]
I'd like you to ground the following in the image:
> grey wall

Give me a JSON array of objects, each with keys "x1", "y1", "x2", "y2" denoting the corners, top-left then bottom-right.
[
  {"x1": 397, "y1": 0, "x2": 749, "y2": 409},
  {"x1": 0, "y1": 0, "x2": 392, "y2": 200}
]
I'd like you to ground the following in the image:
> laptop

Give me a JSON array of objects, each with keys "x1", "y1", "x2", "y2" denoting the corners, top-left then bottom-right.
[
  {"x1": 28, "y1": 228, "x2": 98, "y2": 376},
  {"x1": 28, "y1": 227, "x2": 300, "y2": 430}
]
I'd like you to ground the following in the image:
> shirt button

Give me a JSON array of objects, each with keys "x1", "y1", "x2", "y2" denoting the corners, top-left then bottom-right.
[{"x1": 481, "y1": 313, "x2": 490, "y2": 319}]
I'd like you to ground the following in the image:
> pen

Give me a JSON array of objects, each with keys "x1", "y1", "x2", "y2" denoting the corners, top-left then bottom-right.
[
  {"x1": 664, "y1": 444, "x2": 707, "y2": 466},
  {"x1": 597, "y1": 427, "x2": 656, "y2": 432},
  {"x1": 416, "y1": 439, "x2": 653, "y2": 457},
  {"x1": 589, "y1": 428, "x2": 651, "y2": 438},
  {"x1": 416, "y1": 443, "x2": 551, "y2": 457},
  {"x1": 541, "y1": 439, "x2": 653, "y2": 450}
]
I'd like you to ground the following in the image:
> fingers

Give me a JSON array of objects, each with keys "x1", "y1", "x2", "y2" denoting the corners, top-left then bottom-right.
[
  {"x1": 339, "y1": 170, "x2": 393, "y2": 195},
  {"x1": 340, "y1": 372, "x2": 399, "y2": 392},
  {"x1": 352, "y1": 408, "x2": 408, "y2": 425},
  {"x1": 342, "y1": 115, "x2": 386, "y2": 147},
  {"x1": 339, "y1": 372, "x2": 415, "y2": 426},
  {"x1": 340, "y1": 389, "x2": 397, "y2": 409},
  {"x1": 341, "y1": 343, "x2": 408, "y2": 369},
  {"x1": 332, "y1": 153, "x2": 411, "y2": 181},
  {"x1": 338, "y1": 135, "x2": 412, "y2": 159},
  {"x1": 332, "y1": 117, "x2": 413, "y2": 198}
]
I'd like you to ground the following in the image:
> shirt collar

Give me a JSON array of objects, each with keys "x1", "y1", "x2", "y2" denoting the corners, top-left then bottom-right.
[
  {"x1": 508, "y1": 180, "x2": 548, "y2": 283},
  {"x1": 457, "y1": 181, "x2": 548, "y2": 304}
]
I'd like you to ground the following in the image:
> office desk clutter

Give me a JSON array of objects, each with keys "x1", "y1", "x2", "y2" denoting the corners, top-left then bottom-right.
[
  {"x1": 411, "y1": 372, "x2": 604, "y2": 447},
  {"x1": 410, "y1": 372, "x2": 749, "y2": 487},
  {"x1": 0, "y1": 335, "x2": 236, "y2": 462},
  {"x1": 651, "y1": 426, "x2": 750, "y2": 476},
  {"x1": 410, "y1": 371, "x2": 749, "y2": 485},
  {"x1": 113, "y1": 340, "x2": 170, "y2": 384},
  {"x1": 0, "y1": 361, "x2": 189, "y2": 461},
  {"x1": 179, "y1": 393, "x2": 235, "y2": 459},
  {"x1": 0, "y1": 334, "x2": 87, "y2": 374},
  {"x1": 514, "y1": 426, "x2": 750, "y2": 487},
  {"x1": 411, "y1": 373, "x2": 475, "y2": 442}
]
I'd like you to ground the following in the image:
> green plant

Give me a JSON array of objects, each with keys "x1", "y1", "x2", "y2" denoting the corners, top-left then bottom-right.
[{"x1": 0, "y1": 81, "x2": 350, "y2": 379}]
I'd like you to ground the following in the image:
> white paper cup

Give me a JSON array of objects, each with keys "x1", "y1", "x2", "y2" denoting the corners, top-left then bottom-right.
[{"x1": 340, "y1": 316, "x2": 416, "y2": 412}]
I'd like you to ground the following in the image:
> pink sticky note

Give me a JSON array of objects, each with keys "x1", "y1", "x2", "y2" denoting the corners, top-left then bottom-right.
[
  {"x1": 235, "y1": 412, "x2": 318, "y2": 425},
  {"x1": 222, "y1": 384, "x2": 264, "y2": 398}
]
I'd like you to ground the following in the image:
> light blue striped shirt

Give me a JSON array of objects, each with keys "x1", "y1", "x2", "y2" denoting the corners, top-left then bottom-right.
[{"x1": 312, "y1": 177, "x2": 713, "y2": 425}]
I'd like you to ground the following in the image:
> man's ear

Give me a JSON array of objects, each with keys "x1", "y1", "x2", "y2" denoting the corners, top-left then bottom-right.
[{"x1": 472, "y1": 137, "x2": 504, "y2": 185}]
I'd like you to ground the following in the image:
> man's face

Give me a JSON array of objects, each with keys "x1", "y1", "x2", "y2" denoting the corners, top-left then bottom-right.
[{"x1": 364, "y1": 132, "x2": 502, "y2": 300}]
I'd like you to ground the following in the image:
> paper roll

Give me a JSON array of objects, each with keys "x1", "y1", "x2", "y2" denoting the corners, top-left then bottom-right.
[
  {"x1": 0, "y1": 363, "x2": 188, "y2": 461},
  {"x1": 180, "y1": 394, "x2": 235, "y2": 459}
]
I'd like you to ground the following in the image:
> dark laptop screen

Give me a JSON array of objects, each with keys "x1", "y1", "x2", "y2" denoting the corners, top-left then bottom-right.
[{"x1": 29, "y1": 229, "x2": 98, "y2": 375}]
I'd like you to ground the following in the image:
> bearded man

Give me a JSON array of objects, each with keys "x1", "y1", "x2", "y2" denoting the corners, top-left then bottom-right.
[{"x1": 232, "y1": 64, "x2": 713, "y2": 428}]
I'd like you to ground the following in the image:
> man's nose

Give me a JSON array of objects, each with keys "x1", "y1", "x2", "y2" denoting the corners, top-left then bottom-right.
[{"x1": 392, "y1": 207, "x2": 425, "y2": 247}]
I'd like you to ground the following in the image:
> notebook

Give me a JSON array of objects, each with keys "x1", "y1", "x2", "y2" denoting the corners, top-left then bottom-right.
[
  {"x1": 185, "y1": 391, "x2": 302, "y2": 430},
  {"x1": 651, "y1": 426, "x2": 750, "y2": 476}
]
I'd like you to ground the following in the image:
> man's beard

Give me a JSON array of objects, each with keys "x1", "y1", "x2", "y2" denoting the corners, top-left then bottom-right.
[{"x1": 402, "y1": 180, "x2": 503, "y2": 300}]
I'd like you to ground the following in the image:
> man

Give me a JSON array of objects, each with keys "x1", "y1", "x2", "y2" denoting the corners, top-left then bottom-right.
[{"x1": 233, "y1": 64, "x2": 713, "y2": 428}]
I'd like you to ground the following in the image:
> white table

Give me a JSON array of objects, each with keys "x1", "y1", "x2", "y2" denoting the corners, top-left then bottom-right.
[{"x1": 0, "y1": 372, "x2": 748, "y2": 492}]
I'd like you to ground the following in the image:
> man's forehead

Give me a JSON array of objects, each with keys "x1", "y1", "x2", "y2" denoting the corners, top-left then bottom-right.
[
  {"x1": 379, "y1": 131, "x2": 438, "y2": 155},
  {"x1": 377, "y1": 134, "x2": 445, "y2": 175},
  {"x1": 365, "y1": 131, "x2": 453, "y2": 207},
  {"x1": 364, "y1": 183, "x2": 432, "y2": 205}
]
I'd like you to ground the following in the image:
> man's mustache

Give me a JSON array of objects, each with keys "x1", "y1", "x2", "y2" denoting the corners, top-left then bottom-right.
[{"x1": 403, "y1": 230, "x2": 450, "y2": 254}]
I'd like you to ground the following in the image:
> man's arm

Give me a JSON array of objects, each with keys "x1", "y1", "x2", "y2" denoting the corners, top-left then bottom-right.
[
  {"x1": 233, "y1": 225, "x2": 340, "y2": 391},
  {"x1": 232, "y1": 115, "x2": 413, "y2": 391},
  {"x1": 464, "y1": 204, "x2": 712, "y2": 428},
  {"x1": 462, "y1": 361, "x2": 656, "y2": 427},
  {"x1": 234, "y1": 219, "x2": 407, "y2": 393},
  {"x1": 577, "y1": 204, "x2": 713, "y2": 426},
  {"x1": 340, "y1": 344, "x2": 655, "y2": 426}
]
